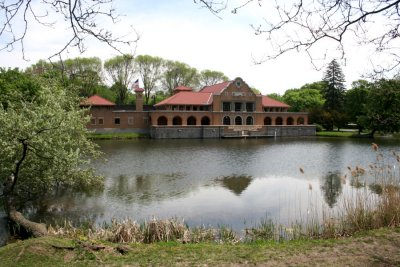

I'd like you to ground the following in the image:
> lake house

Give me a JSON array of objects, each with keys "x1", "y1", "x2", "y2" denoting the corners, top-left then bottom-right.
[{"x1": 81, "y1": 77, "x2": 316, "y2": 138}]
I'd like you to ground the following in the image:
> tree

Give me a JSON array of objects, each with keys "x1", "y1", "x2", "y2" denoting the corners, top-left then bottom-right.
[
  {"x1": 198, "y1": 69, "x2": 229, "y2": 88},
  {"x1": 283, "y1": 88, "x2": 324, "y2": 112},
  {"x1": 322, "y1": 60, "x2": 346, "y2": 111},
  {"x1": 104, "y1": 55, "x2": 136, "y2": 104},
  {"x1": 197, "y1": 0, "x2": 400, "y2": 75},
  {"x1": 1, "y1": 0, "x2": 137, "y2": 61},
  {"x1": 266, "y1": 93, "x2": 284, "y2": 102},
  {"x1": 345, "y1": 80, "x2": 371, "y2": 134},
  {"x1": 163, "y1": 61, "x2": 199, "y2": 95},
  {"x1": 362, "y1": 79, "x2": 400, "y2": 136},
  {"x1": 0, "y1": 75, "x2": 102, "y2": 237},
  {"x1": 135, "y1": 55, "x2": 164, "y2": 104}
]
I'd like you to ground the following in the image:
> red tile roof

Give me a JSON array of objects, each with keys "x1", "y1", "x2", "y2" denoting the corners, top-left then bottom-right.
[
  {"x1": 155, "y1": 92, "x2": 213, "y2": 106},
  {"x1": 262, "y1": 96, "x2": 290, "y2": 108},
  {"x1": 174, "y1": 86, "x2": 192, "y2": 92},
  {"x1": 80, "y1": 95, "x2": 115, "y2": 106},
  {"x1": 200, "y1": 81, "x2": 231, "y2": 94}
]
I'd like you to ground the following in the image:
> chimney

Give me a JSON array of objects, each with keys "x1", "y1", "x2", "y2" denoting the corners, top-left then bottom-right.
[{"x1": 134, "y1": 87, "x2": 144, "y2": 111}]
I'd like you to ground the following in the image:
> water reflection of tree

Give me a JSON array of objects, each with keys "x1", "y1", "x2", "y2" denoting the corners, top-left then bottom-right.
[
  {"x1": 320, "y1": 172, "x2": 343, "y2": 208},
  {"x1": 218, "y1": 175, "x2": 252, "y2": 195}
]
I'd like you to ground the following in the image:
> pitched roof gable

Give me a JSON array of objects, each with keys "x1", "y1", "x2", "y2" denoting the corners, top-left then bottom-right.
[
  {"x1": 155, "y1": 92, "x2": 213, "y2": 106},
  {"x1": 80, "y1": 95, "x2": 115, "y2": 106}
]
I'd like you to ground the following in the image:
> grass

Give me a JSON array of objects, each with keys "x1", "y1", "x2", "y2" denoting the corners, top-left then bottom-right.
[
  {"x1": 87, "y1": 132, "x2": 148, "y2": 140},
  {"x1": 1, "y1": 227, "x2": 400, "y2": 266},
  {"x1": 316, "y1": 130, "x2": 360, "y2": 137}
]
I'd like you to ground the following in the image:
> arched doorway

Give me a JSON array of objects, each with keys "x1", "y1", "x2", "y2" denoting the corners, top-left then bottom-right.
[
  {"x1": 235, "y1": 116, "x2": 242, "y2": 125},
  {"x1": 297, "y1": 117, "x2": 305, "y2": 125},
  {"x1": 201, "y1": 116, "x2": 210, "y2": 125},
  {"x1": 246, "y1": 116, "x2": 253, "y2": 125},
  {"x1": 173, "y1": 116, "x2": 182, "y2": 125},
  {"x1": 264, "y1": 117, "x2": 272, "y2": 125},
  {"x1": 276, "y1": 117, "x2": 283, "y2": 125},
  {"x1": 287, "y1": 117, "x2": 294, "y2": 125},
  {"x1": 223, "y1": 116, "x2": 231, "y2": 125},
  {"x1": 157, "y1": 116, "x2": 167, "y2": 126},
  {"x1": 187, "y1": 116, "x2": 196, "y2": 125}
]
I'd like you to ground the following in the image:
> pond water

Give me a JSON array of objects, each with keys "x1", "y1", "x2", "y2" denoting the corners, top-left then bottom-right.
[{"x1": 18, "y1": 136, "x2": 399, "y2": 234}]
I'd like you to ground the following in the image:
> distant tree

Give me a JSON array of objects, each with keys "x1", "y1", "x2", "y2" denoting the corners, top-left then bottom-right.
[
  {"x1": 363, "y1": 79, "x2": 400, "y2": 136},
  {"x1": 322, "y1": 60, "x2": 346, "y2": 111},
  {"x1": 135, "y1": 55, "x2": 164, "y2": 104},
  {"x1": 251, "y1": 88, "x2": 262, "y2": 95},
  {"x1": 198, "y1": 69, "x2": 229, "y2": 88},
  {"x1": 163, "y1": 61, "x2": 199, "y2": 95},
  {"x1": 266, "y1": 93, "x2": 284, "y2": 102},
  {"x1": 344, "y1": 80, "x2": 371, "y2": 134},
  {"x1": 283, "y1": 88, "x2": 324, "y2": 112},
  {"x1": 0, "y1": 76, "x2": 102, "y2": 237},
  {"x1": 299, "y1": 81, "x2": 326, "y2": 92}
]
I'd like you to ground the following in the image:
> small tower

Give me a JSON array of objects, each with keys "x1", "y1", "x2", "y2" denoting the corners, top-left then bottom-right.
[{"x1": 135, "y1": 87, "x2": 144, "y2": 111}]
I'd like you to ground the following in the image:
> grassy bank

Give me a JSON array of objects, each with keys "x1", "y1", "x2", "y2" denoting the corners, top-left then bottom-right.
[
  {"x1": 316, "y1": 131, "x2": 361, "y2": 137},
  {"x1": 1, "y1": 227, "x2": 399, "y2": 266},
  {"x1": 88, "y1": 132, "x2": 149, "y2": 140}
]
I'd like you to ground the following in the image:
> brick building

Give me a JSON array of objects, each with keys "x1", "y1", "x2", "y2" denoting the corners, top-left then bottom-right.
[{"x1": 82, "y1": 77, "x2": 315, "y2": 138}]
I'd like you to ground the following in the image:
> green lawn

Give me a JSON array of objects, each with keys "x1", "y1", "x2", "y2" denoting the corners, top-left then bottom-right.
[{"x1": 88, "y1": 132, "x2": 149, "y2": 140}]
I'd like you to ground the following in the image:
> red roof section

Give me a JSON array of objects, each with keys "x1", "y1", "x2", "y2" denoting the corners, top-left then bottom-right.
[
  {"x1": 80, "y1": 95, "x2": 115, "y2": 106},
  {"x1": 174, "y1": 86, "x2": 192, "y2": 92},
  {"x1": 155, "y1": 92, "x2": 213, "y2": 106},
  {"x1": 262, "y1": 96, "x2": 290, "y2": 108},
  {"x1": 200, "y1": 81, "x2": 231, "y2": 94}
]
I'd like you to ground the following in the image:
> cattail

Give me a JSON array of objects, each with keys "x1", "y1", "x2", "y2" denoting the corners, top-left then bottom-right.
[
  {"x1": 308, "y1": 183, "x2": 312, "y2": 191},
  {"x1": 299, "y1": 167, "x2": 304, "y2": 174}
]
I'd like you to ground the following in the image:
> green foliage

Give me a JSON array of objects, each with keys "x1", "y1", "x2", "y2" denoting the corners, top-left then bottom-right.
[
  {"x1": 283, "y1": 88, "x2": 324, "y2": 112},
  {"x1": 163, "y1": 60, "x2": 199, "y2": 95},
  {"x1": 199, "y1": 69, "x2": 229, "y2": 88},
  {"x1": 345, "y1": 80, "x2": 371, "y2": 133},
  {"x1": 0, "y1": 79, "x2": 103, "y2": 207},
  {"x1": 0, "y1": 68, "x2": 42, "y2": 105},
  {"x1": 363, "y1": 79, "x2": 400, "y2": 135}
]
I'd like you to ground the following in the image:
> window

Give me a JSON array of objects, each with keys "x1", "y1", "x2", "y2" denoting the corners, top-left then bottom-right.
[
  {"x1": 246, "y1": 102, "x2": 254, "y2": 112},
  {"x1": 143, "y1": 117, "x2": 149, "y2": 125},
  {"x1": 98, "y1": 117, "x2": 104, "y2": 125},
  {"x1": 173, "y1": 116, "x2": 182, "y2": 125},
  {"x1": 223, "y1": 102, "x2": 231, "y2": 111},
  {"x1": 90, "y1": 117, "x2": 96, "y2": 125},
  {"x1": 187, "y1": 116, "x2": 196, "y2": 125},
  {"x1": 128, "y1": 117, "x2": 134, "y2": 125},
  {"x1": 157, "y1": 116, "x2": 167, "y2": 125},
  {"x1": 114, "y1": 118, "x2": 121, "y2": 125},
  {"x1": 201, "y1": 116, "x2": 210, "y2": 125},
  {"x1": 235, "y1": 102, "x2": 242, "y2": 112}
]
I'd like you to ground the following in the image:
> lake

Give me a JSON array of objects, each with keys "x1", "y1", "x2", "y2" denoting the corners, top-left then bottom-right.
[{"x1": 1, "y1": 137, "x2": 399, "y2": 245}]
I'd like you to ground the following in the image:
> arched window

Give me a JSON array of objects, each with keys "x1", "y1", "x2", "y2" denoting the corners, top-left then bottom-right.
[
  {"x1": 276, "y1": 117, "x2": 283, "y2": 125},
  {"x1": 264, "y1": 117, "x2": 272, "y2": 125},
  {"x1": 235, "y1": 116, "x2": 242, "y2": 125},
  {"x1": 201, "y1": 116, "x2": 210, "y2": 125},
  {"x1": 287, "y1": 117, "x2": 294, "y2": 125},
  {"x1": 157, "y1": 116, "x2": 168, "y2": 126},
  {"x1": 187, "y1": 116, "x2": 196, "y2": 125},
  {"x1": 246, "y1": 116, "x2": 253, "y2": 125},
  {"x1": 223, "y1": 116, "x2": 231, "y2": 125},
  {"x1": 297, "y1": 117, "x2": 305, "y2": 125},
  {"x1": 173, "y1": 116, "x2": 182, "y2": 125}
]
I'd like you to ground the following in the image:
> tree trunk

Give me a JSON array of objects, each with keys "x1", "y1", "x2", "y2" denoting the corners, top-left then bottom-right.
[{"x1": 8, "y1": 207, "x2": 47, "y2": 237}]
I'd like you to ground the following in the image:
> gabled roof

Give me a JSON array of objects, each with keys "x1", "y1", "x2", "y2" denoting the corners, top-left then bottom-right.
[
  {"x1": 80, "y1": 95, "x2": 115, "y2": 106},
  {"x1": 200, "y1": 81, "x2": 231, "y2": 94},
  {"x1": 155, "y1": 92, "x2": 213, "y2": 106},
  {"x1": 262, "y1": 96, "x2": 290, "y2": 108}
]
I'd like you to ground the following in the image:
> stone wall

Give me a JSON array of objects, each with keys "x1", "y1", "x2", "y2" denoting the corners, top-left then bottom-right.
[{"x1": 151, "y1": 125, "x2": 316, "y2": 139}]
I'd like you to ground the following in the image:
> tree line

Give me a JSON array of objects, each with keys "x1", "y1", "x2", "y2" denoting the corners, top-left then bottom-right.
[{"x1": 25, "y1": 55, "x2": 229, "y2": 105}]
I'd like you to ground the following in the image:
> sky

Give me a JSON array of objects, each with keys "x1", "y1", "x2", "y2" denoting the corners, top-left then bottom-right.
[{"x1": 0, "y1": 0, "x2": 376, "y2": 95}]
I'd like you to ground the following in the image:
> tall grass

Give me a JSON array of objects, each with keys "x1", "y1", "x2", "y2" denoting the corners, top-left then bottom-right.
[{"x1": 48, "y1": 143, "x2": 400, "y2": 244}]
